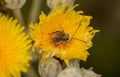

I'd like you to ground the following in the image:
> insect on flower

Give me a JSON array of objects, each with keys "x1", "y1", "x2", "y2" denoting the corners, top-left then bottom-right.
[
  {"x1": 52, "y1": 23, "x2": 86, "y2": 46},
  {"x1": 52, "y1": 30, "x2": 71, "y2": 45},
  {"x1": 30, "y1": 4, "x2": 100, "y2": 65}
]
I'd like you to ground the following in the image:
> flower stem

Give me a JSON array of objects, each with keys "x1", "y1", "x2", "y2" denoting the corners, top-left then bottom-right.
[
  {"x1": 69, "y1": 59, "x2": 80, "y2": 68},
  {"x1": 13, "y1": 8, "x2": 25, "y2": 25},
  {"x1": 27, "y1": 0, "x2": 42, "y2": 24}
]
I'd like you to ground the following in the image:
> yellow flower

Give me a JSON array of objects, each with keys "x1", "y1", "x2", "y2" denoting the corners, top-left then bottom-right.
[
  {"x1": 30, "y1": 4, "x2": 99, "y2": 65},
  {"x1": 0, "y1": 14, "x2": 31, "y2": 77}
]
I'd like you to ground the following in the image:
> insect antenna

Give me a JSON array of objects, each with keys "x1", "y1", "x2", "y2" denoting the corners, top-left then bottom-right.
[
  {"x1": 71, "y1": 22, "x2": 81, "y2": 38},
  {"x1": 72, "y1": 38, "x2": 86, "y2": 43},
  {"x1": 70, "y1": 22, "x2": 87, "y2": 43}
]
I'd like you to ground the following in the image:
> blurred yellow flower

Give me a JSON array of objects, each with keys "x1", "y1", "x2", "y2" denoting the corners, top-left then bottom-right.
[
  {"x1": 30, "y1": 4, "x2": 99, "y2": 65},
  {"x1": 0, "y1": 14, "x2": 31, "y2": 77}
]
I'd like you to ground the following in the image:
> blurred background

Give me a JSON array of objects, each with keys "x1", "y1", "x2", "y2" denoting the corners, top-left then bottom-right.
[{"x1": 1, "y1": 0, "x2": 120, "y2": 77}]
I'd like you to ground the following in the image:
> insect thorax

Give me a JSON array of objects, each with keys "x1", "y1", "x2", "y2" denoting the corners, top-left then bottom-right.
[{"x1": 53, "y1": 31, "x2": 70, "y2": 45}]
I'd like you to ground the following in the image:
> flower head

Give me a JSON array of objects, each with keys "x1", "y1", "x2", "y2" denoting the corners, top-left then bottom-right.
[
  {"x1": 30, "y1": 4, "x2": 99, "y2": 65},
  {"x1": 0, "y1": 14, "x2": 31, "y2": 77}
]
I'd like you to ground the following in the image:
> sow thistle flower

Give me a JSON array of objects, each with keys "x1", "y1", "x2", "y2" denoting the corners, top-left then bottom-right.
[
  {"x1": 30, "y1": 4, "x2": 99, "y2": 65},
  {"x1": 0, "y1": 14, "x2": 31, "y2": 77}
]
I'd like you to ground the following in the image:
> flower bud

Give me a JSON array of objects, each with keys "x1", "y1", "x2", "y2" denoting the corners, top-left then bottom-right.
[
  {"x1": 47, "y1": 0, "x2": 75, "y2": 9},
  {"x1": 38, "y1": 58, "x2": 62, "y2": 77},
  {"x1": 57, "y1": 67, "x2": 82, "y2": 77},
  {"x1": 57, "y1": 67, "x2": 101, "y2": 77},
  {"x1": 4, "y1": 0, "x2": 26, "y2": 9},
  {"x1": 81, "y1": 67, "x2": 101, "y2": 77}
]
